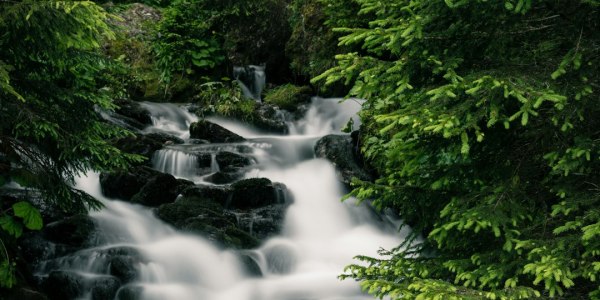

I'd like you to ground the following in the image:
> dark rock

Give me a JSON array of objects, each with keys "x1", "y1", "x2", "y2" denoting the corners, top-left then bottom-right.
[
  {"x1": 109, "y1": 256, "x2": 138, "y2": 283},
  {"x1": 156, "y1": 198, "x2": 226, "y2": 227},
  {"x1": 251, "y1": 104, "x2": 288, "y2": 134},
  {"x1": 91, "y1": 276, "x2": 121, "y2": 300},
  {"x1": 314, "y1": 134, "x2": 374, "y2": 186},
  {"x1": 204, "y1": 171, "x2": 244, "y2": 184},
  {"x1": 235, "y1": 204, "x2": 288, "y2": 240},
  {"x1": 115, "y1": 99, "x2": 153, "y2": 126},
  {"x1": 145, "y1": 132, "x2": 185, "y2": 145},
  {"x1": 115, "y1": 133, "x2": 183, "y2": 162},
  {"x1": 5, "y1": 286, "x2": 49, "y2": 300},
  {"x1": 130, "y1": 173, "x2": 183, "y2": 206},
  {"x1": 189, "y1": 120, "x2": 245, "y2": 143},
  {"x1": 42, "y1": 270, "x2": 85, "y2": 300},
  {"x1": 19, "y1": 232, "x2": 57, "y2": 264},
  {"x1": 115, "y1": 285, "x2": 143, "y2": 300},
  {"x1": 180, "y1": 185, "x2": 230, "y2": 206},
  {"x1": 43, "y1": 215, "x2": 96, "y2": 248},
  {"x1": 215, "y1": 151, "x2": 254, "y2": 171},
  {"x1": 100, "y1": 167, "x2": 160, "y2": 201},
  {"x1": 229, "y1": 178, "x2": 284, "y2": 209}
]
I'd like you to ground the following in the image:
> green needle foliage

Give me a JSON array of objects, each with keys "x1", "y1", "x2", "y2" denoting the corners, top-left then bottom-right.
[
  {"x1": 0, "y1": 0, "x2": 143, "y2": 287},
  {"x1": 315, "y1": 0, "x2": 599, "y2": 299}
]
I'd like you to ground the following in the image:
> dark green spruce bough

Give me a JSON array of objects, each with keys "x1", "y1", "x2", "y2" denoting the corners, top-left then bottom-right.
[
  {"x1": 315, "y1": 0, "x2": 600, "y2": 299},
  {"x1": 0, "y1": 1, "x2": 142, "y2": 288}
]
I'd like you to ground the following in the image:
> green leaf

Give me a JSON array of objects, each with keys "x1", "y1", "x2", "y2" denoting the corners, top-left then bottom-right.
[
  {"x1": 12, "y1": 201, "x2": 43, "y2": 230},
  {"x1": 0, "y1": 216, "x2": 23, "y2": 238}
]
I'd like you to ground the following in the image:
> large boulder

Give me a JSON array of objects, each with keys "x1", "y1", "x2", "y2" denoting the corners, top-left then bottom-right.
[
  {"x1": 100, "y1": 167, "x2": 161, "y2": 201},
  {"x1": 251, "y1": 103, "x2": 288, "y2": 134},
  {"x1": 100, "y1": 167, "x2": 191, "y2": 205},
  {"x1": 130, "y1": 173, "x2": 192, "y2": 206},
  {"x1": 42, "y1": 271, "x2": 85, "y2": 300},
  {"x1": 314, "y1": 134, "x2": 374, "y2": 186},
  {"x1": 43, "y1": 215, "x2": 97, "y2": 249},
  {"x1": 115, "y1": 132, "x2": 184, "y2": 162},
  {"x1": 114, "y1": 99, "x2": 153, "y2": 127},
  {"x1": 156, "y1": 193, "x2": 259, "y2": 249},
  {"x1": 90, "y1": 276, "x2": 122, "y2": 300},
  {"x1": 189, "y1": 120, "x2": 245, "y2": 143},
  {"x1": 229, "y1": 178, "x2": 286, "y2": 209}
]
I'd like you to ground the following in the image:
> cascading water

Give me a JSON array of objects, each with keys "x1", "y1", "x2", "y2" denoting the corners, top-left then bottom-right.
[
  {"x1": 40, "y1": 98, "x2": 407, "y2": 300},
  {"x1": 233, "y1": 65, "x2": 266, "y2": 101}
]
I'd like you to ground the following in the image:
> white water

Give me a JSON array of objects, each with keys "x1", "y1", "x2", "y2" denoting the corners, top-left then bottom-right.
[{"x1": 61, "y1": 98, "x2": 405, "y2": 300}]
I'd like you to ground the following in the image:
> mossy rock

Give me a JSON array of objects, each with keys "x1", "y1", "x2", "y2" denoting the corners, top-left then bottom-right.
[{"x1": 264, "y1": 84, "x2": 312, "y2": 111}]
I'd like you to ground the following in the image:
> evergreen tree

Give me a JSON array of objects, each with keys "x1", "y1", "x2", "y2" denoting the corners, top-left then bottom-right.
[
  {"x1": 0, "y1": 0, "x2": 142, "y2": 287},
  {"x1": 316, "y1": 0, "x2": 600, "y2": 298}
]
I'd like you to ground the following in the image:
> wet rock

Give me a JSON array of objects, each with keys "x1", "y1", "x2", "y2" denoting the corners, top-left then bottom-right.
[
  {"x1": 91, "y1": 276, "x2": 121, "y2": 300},
  {"x1": 5, "y1": 287, "x2": 49, "y2": 300},
  {"x1": 42, "y1": 270, "x2": 85, "y2": 300},
  {"x1": 100, "y1": 166, "x2": 160, "y2": 200},
  {"x1": 189, "y1": 120, "x2": 245, "y2": 143},
  {"x1": 176, "y1": 185, "x2": 230, "y2": 207},
  {"x1": 43, "y1": 215, "x2": 96, "y2": 248},
  {"x1": 115, "y1": 99, "x2": 153, "y2": 127},
  {"x1": 19, "y1": 232, "x2": 57, "y2": 264},
  {"x1": 314, "y1": 134, "x2": 374, "y2": 186},
  {"x1": 130, "y1": 173, "x2": 191, "y2": 206},
  {"x1": 251, "y1": 104, "x2": 288, "y2": 134},
  {"x1": 216, "y1": 151, "x2": 254, "y2": 171},
  {"x1": 204, "y1": 171, "x2": 244, "y2": 184},
  {"x1": 156, "y1": 196, "x2": 226, "y2": 226},
  {"x1": 235, "y1": 204, "x2": 289, "y2": 240},
  {"x1": 109, "y1": 256, "x2": 138, "y2": 283},
  {"x1": 115, "y1": 133, "x2": 183, "y2": 161},
  {"x1": 229, "y1": 178, "x2": 286, "y2": 209},
  {"x1": 115, "y1": 285, "x2": 143, "y2": 300}
]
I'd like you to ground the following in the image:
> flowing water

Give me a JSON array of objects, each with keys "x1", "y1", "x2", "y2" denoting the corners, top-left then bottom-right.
[{"x1": 48, "y1": 98, "x2": 407, "y2": 300}]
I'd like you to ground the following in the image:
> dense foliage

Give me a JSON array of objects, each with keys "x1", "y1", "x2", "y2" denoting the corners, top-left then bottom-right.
[
  {"x1": 315, "y1": 0, "x2": 600, "y2": 299},
  {"x1": 0, "y1": 0, "x2": 142, "y2": 287}
]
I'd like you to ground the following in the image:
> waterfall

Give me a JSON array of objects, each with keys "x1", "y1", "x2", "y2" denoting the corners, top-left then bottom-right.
[
  {"x1": 40, "y1": 98, "x2": 406, "y2": 300},
  {"x1": 233, "y1": 65, "x2": 266, "y2": 101}
]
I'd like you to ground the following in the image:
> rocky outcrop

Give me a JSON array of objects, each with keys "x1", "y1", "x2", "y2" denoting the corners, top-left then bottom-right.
[
  {"x1": 229, "y1": 178, "x2": 286, "y2": 209},
  {"x1": 189, "y1": 120, "x2": 245, "y2": 143},
  {"x1": 155, "y1": 181, "x2": 290, "y2": 249},
  {"x1": 99, "y1": 166, "x2": 191, "y2": 205},
  {"x1": 43, "y1": 215, "x2": 97, "y2": 249},
  {"x1": 252, "y1": 104, "x2": 288, "y2": 133},
  {"x1": 115, "y1": 132, "x2": 184, "y2": 162},
  {"x1": 114, "y1": 99, "x2": 153, "y2": 127},
  {"x1": 314, "y1": 134, "x2": 374, "y2": 186}
]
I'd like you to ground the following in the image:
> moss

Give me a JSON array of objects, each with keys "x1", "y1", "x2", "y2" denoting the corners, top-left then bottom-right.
[{"x1": 264, "y1": 84, "x2": 312, "y2": 111}]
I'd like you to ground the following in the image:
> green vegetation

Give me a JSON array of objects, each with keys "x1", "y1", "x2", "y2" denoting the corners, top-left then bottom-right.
[
  {"x1": 193, "y1": 81, "x2": 257, "y2": 120},
  {"x1": 0, "y1": 0, "x2": 142, "y2": 287},
  {"x1": 315, "y1": 0, "x2": 600, "y2": 299},
  {"x1": 264, "y1": 84, "x2": 312, "y2": 111},
  {"x1": 1, "y1": 0, "x2": 599, "y2": 298}
]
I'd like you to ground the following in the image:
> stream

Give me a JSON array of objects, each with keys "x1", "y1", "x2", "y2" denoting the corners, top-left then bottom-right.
[{"x1": 43, "y1": 98, "x2": 407, "y2": 300}]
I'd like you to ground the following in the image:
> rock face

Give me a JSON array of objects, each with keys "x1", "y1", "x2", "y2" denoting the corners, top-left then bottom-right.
[
  {"x1": 115, "y1": 132, "x2": 184, "y2": 162},
  {"x1": 314, "y1": 134, "x2": 374, "y2": 185},
  {"x1": 155, "y1": 182, "x2": 291, "y2": 249},
  {"x1": 114, "y1": 99, "x2": 153, "y2": 127},
  {"x1": 99, "y1": 166, "x2": 192, "y2": 205},
  {"x1": 43, "y1": 215, "x2": 97, "y2": 249},
  {"x1": 229, "y1": 178, "x2": 285, "y2": 209},
  {"x1": 189, "y1": 120, "x2": 245, "y2": 143},
  {"x1": 252, "y1": 104, "x2": 288, "y2": 133}
]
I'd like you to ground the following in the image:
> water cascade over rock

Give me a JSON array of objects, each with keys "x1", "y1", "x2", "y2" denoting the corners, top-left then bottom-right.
[
  {"x1": 233, "y1": 65, "x2": 266, "y2": 101},
  {"x1": 26, "y1": 98, "x2": 407, "y2": 300}
]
